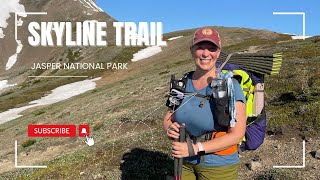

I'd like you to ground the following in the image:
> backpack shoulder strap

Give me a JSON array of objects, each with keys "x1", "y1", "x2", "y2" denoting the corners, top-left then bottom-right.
[
  {"x1": 174, "y1": 71, "x2": 194, "y2": 92},
  {"x1": 181, "y1": 71, "x2": 194, "y2": 82},
  {"x1": 180, "y1": 71, "x2": 211, "y2": 99}
]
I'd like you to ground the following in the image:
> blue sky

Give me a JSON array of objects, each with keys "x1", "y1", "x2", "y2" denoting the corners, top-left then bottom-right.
[{"x1": 96, "y1": 0, "x2": 319, "y2": 36}]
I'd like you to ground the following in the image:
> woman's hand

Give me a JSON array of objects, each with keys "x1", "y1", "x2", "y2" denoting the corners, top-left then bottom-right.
[
  {"x1": 172, "y1": 142, "x2": 198, "y2": 158},
  {"x1": 166, "y1": 122, "x2": 180, "y2": 140}
]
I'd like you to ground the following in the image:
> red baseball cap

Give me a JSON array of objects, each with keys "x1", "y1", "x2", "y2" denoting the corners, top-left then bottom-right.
[{"x1": 192, "y1": 27, "x2": 221, "y2": 48}]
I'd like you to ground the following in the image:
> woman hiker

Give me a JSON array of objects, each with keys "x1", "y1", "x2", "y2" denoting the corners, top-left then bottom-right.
[{"x1": 163, "y1": 27, "x2": 246, "y2": 180}]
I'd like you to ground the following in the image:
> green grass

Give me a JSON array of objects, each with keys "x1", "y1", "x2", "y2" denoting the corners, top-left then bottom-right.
[
  {"x1": 66, "y1": 49, "x2": 81, "y2": 62},
  {"x1": 255, "y1": 169, "x2": 297, "y2": 180},
  {"x1": 92, "y1": 121, "x2": 104, "y2": 131},
  {"x1": 284, "y1": 44, "x2": 320, "y2": 59},
  {"x1": 33, "y1": 109, "x2": 45, "y2": 116},
  {"x1": 21, "y1": 139, "x2": 36, "y2": 148},
  {"x1": 263, "y1": 37, "x2": 320, "y2": 136},
  {"x1": 224, "y1": 34, "x2": 291, "y2": 52},
  {"x1": 163, "y1": 29, "x2": 193, "y2": 40}
]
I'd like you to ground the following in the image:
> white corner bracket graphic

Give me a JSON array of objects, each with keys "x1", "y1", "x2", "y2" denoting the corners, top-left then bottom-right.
[
  {"x1": 273, "y1": 140, "x2": 305, "y2": 168},
  {"x1": 273, "y1": 12, "x2": 306, "y2": 40},
  {"x1": 15, "y1": 140, "x2": 47, "y2": 169},
  {"x1": 15, "y1": 12, "x2": 47, "y2": 41}
]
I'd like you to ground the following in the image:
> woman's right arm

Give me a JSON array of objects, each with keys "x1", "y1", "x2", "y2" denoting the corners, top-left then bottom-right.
[
  {"x1": 163, "y1": 110, "x2": 173, "y2": 132},
  {"x1": 163, "y1": 110, "x2": 180, "y2": 139}
]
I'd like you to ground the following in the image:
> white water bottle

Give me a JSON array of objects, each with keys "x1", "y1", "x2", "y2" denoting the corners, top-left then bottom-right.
[{"x1": 211, "y1": 70, "x2": 227, "y2": 98}]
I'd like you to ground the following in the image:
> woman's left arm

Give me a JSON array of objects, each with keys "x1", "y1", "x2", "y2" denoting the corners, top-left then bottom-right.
[
  {"x1": 172, "y1": 100, "x2": 246, "y2": 158},
  {"x1": 200, "y1": 100, "x2": 246, "y2": 153}
]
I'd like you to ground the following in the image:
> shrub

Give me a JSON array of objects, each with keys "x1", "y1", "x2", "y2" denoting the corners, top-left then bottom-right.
[{"x1": 21, "y1": 139, "x2": 36, "y2": 148}]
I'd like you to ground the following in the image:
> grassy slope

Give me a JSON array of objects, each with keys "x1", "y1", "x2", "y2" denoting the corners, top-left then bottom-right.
[
  {"x1": 0, "y1": 27, "x2": 319, "y2": 179},
  {"x1": 263, "y1": 37, "x2": 320, "y2": 137},
  {"x1": 0, "y1": 46, "x2": 144, "y2": 112}
]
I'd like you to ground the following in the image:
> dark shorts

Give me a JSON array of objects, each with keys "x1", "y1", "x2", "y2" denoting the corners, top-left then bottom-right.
[{"x1": 182, "y1": 161, "x2": 239, "y2": 180}]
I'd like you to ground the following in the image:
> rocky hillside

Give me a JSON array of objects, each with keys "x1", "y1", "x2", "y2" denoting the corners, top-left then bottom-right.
[{"x1": 0, "y1": 0, "x2": 118, "y2": 83}]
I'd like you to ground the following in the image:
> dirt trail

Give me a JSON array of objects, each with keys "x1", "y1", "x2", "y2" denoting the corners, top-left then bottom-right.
[
  {"x1": 239, "y1": 136, "x2": 320, "y2": 179},
  {"x1": 238, "y1": 45, "x2": 261, "y2": 54}
]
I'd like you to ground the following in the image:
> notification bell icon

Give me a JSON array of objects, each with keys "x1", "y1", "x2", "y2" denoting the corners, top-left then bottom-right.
[
  {"x1": 81, "y1": 128, "x2": 87, "y2": 135},
  {"x1": 78, "y1": 125, "x2": 90, "y2": 137}
]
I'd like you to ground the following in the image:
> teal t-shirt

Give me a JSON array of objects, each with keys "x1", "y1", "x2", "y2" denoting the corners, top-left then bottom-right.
[{"x1": 173, "y1": 77, "x2": 246, "y2": 166}]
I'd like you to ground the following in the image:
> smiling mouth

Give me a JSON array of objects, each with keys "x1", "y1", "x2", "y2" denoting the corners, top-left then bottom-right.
[{"x1": 200, "y1": 59, "x2": 211, "y2": 62}]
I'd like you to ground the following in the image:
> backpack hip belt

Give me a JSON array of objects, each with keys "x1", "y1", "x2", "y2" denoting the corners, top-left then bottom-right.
[{"x1": 185, "y1": 131, "x2": 238, "y2": 158}]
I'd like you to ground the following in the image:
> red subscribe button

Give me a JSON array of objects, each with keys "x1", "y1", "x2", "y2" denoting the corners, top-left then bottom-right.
[{"x1": 28, "y1": 125, "x2": 76, "y2": 137}]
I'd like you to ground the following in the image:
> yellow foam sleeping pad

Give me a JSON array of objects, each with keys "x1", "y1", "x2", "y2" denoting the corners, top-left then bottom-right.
[{"x1": 222, "y1": 69, "x2": 255, "y2": 118}]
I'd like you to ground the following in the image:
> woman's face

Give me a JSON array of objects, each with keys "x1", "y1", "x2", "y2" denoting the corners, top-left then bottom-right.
[{"x1": 191, "y1": 41, "x2": 220, "y2": 72}]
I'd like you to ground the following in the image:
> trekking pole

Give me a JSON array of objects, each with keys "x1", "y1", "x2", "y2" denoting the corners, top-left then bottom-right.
[{"x1": 174, "y1": 125, "x2": 186, "y2": 180}]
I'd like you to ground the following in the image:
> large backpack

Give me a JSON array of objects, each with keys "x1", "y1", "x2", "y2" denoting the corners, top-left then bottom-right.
[{"x1": 219, "y1": 62, "x2": 266, "y2": 151}]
